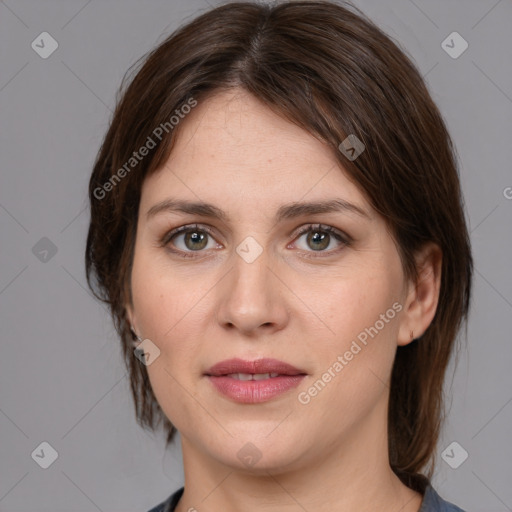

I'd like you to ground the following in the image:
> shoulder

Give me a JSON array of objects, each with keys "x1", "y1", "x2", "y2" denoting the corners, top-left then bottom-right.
[
  {"x1": 146, "y1": 487, "x2": 184, "y2": 512},
  {"x1": 420, "y1": 484, "x2": 466, "y2": 512}
]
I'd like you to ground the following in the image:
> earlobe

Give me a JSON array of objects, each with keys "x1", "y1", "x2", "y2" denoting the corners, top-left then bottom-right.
[
  {"x1": 125, "y1": 306, "x2": 143, "y2": 347},
  {"x1": 125, "y1": 305, "x2": 138, "y2": 337},
  {"x1": 397, "y1": 243, "x2": 442, "y2": 346}
]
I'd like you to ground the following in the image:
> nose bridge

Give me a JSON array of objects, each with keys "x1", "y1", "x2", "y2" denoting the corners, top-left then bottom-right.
[
  {"x1": 216, "y1": 236, "x2": 287, "y2": 333},
  {"x1": 234, "y1": 240, "x2": 271, "y2": 298}
]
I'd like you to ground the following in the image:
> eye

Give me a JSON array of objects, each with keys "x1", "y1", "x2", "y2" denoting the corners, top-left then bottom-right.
[
  {"x1": 291, "y1": 224, "x2": 350, "y2": 256},
  {"x1": 162, "y1": 224, "x2": 221, "y2": 258},
  {"x1": 160, "y1": 223, "x2": 350, "y2": 259}
]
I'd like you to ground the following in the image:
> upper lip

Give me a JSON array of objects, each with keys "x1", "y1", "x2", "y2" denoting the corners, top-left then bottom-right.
[{"x1": 205, "y1": 358, "x2": 307, "y2": 376}]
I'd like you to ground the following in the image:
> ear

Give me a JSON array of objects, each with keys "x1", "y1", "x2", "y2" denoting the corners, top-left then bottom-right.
[
  {"x1": 125, "y1": 302, "x2": 138, "y2": 337},
  {"x1": 397, "y1": 242, "x2": 442, "y2": 346}
]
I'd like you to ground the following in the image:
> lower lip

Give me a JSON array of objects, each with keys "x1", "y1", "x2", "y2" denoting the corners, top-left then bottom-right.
[{"x1": 206, "y1": 375, "x2": 306, "y2": 403}]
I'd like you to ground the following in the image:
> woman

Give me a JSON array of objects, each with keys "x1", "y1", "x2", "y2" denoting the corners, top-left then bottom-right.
[{"x1": 85, "y1": 2, "x2": 472, "y2": 511}]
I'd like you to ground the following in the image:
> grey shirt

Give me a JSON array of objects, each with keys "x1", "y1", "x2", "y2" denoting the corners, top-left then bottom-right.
[{"x1": 147, "y1": 483, "x2": 465, "y2": 512}]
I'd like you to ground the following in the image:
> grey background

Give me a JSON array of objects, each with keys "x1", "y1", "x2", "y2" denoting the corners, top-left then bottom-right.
[{"x1": 1, "y1": 0, "x2": 511, "y2": 511}]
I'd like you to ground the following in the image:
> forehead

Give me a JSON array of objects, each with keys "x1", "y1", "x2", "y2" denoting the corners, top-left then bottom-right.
[
  {"x1": 140, "y1": 88, "x2": 372, "y2": 219},
  {"x1": 172, "y1": 89, "x2": 331, "y2": 171}
]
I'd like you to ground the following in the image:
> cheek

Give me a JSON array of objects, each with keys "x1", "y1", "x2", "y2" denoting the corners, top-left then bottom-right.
[
  {"x1": 301, "y1": 271, "x2": 401, "y2": 401},
  {"x1": 312, "y1": 268, "x2": 400, "y2": 343},
  {"x1": 131, "y1": 247, "x2": 197, "y2": 337},
  {"x1": 130, "y1": 256, "x2": 208, "y2": 430},
  {"x1": 130, "y1": 250, "x2": 212, "y2": 376}
]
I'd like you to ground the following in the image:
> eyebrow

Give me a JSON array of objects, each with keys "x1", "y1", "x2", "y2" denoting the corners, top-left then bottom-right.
[{"x1": 146, "y1": 197, "x2": 370, "y2": 222}]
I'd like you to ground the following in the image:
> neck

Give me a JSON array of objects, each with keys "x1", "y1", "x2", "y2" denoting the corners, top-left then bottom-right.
[{"x1": 174, "y1": 398, "x2": 423, "y2": 512}]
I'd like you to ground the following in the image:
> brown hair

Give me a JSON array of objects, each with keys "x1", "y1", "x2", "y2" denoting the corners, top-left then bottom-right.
[{"x1": 85, "y1": 0, "x2": 472, "y2": 489}]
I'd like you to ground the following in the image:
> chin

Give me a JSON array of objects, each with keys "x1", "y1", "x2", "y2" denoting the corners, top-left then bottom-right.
[{"x1": 206, "y1": 431, "x2": 311, "y2": 474}]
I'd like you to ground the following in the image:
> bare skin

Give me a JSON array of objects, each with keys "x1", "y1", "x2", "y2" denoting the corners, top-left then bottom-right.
[{"x1": 126, "y1": 88, "x2": 442, "y2": 512}]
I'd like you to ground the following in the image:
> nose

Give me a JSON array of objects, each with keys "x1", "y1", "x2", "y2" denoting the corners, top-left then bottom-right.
[{"x1": 215, "y1": 243, "x2": 289, "y2": 336}]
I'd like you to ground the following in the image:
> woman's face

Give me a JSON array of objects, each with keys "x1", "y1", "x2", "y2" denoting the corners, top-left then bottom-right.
[{"x1": 127, "y1": 88, "x2": 415, "y2": 472}]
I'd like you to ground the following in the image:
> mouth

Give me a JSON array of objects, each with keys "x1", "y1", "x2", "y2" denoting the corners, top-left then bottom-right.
[
  {"x1": 204, "y1": 358, "x2": 307, "y2": 403},
  {"x1": 205, "y1": 357, "x2": 306, "y2": 377},
  {"x1": 223, "y1": 372, "x2": 282, "y2": 380}
]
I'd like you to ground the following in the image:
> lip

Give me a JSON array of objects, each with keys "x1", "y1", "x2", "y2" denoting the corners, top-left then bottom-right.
[
  {"x1": 205, "y1": 358, "x2": 307, "y2": 404},
  {"x1": 205, "y1": 358, "x2": 306, "y2": 377}
]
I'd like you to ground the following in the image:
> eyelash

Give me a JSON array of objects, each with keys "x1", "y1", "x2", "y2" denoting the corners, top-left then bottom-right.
[{"x1": 160, "y1": 223, "x2": 351, "y2": 259}]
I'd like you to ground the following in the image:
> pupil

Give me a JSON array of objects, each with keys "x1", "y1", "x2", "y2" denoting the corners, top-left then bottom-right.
[
  {"x1": 186, "y1": 231, "x2": 207, "y2": 250},
  {"x1": 308, "y1": 231, "x2": 329, "y2": 251}
]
